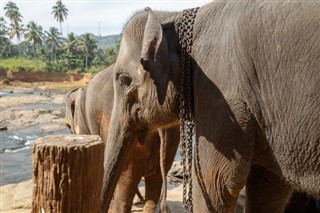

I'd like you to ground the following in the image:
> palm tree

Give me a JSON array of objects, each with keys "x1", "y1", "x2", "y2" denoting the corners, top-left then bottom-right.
[
  {"x1": 45, "y1": 27, "x2": 63, "y2": 62},
  {"x1": 4, "y1": 1, "x2": 23, "y2": 47},
  {"x1": 4, "y1": 1, "x2": 20, "y2": 22},
  {"x1": 77, "y1": 33, "x2": 98, "y2": 68},
  {"x1": 9, "y1": 20, "x2": 24, "y2": 43},
  {"x1": 25, "y1": 21, "x2": 43, "y2": 57},
  {"x1": 51, "y1": 0, "x2": 68, "y2": 36},
  {"x1": 0, "y1": 17, "x2": 8, "y2": 36},
  {"x1": 0, "y1": 17, "x2": 10, "y2": 56},
  {"x1": 63, "y1": 32, "x2": 77, "y2": 53},
  {"x1": 8, "y1": 20, "x2": 24, "y2": 56}
]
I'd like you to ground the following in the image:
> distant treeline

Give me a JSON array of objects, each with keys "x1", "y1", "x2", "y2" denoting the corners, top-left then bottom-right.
[{"x1": 0, "y1": 0, "x2": 121, "y2": 73}]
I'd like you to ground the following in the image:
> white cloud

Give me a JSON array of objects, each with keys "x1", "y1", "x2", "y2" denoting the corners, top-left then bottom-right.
[{"x1": 1, "y1": 0, "x2": 210, "y2": 36}]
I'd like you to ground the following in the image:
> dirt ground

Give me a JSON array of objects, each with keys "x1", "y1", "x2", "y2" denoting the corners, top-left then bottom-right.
[{"x1": 0, "y1": 174, "x2": 245, "y2": 213}]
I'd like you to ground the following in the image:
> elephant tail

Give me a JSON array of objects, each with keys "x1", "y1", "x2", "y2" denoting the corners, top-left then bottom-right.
[{"x1": 158, "y1": 128, "x2": 169, "y2": 213}]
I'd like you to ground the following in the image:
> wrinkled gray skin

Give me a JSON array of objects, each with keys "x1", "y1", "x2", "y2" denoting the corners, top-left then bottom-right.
[
  {"x1": 101, "y1": 1, "x2": 320, "y2": 212},
  {"x1": 64, "y1": 65, "x2": 179, "y2": 213}
]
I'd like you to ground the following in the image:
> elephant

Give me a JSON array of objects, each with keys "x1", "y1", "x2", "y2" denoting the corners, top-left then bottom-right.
[
  {"x1": 100, "y1": 1, "x2": 320, "y2": 213},
  {"x1": 64, "y1": 65, "x2": 180, "y2": 213}
]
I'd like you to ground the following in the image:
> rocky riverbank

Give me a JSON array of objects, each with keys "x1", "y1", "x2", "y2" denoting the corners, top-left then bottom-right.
[{"x1": 0, "y1": 79, "x2": 85, "y2": 212}]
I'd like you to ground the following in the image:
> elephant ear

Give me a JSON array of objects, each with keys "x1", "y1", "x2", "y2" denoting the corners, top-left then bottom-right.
[
  {"x1": 64, "y1": 88, "x2": 82, "y2": 133},
  {"x1": 140, "y1": 8, "x2": 170, "y2": 104},
  {"x1": 140, "y1": 7, "x2": 163, "y2": 62},
  {"x1": 65, "y1": 88, "x2": 80, "y2": 118}
]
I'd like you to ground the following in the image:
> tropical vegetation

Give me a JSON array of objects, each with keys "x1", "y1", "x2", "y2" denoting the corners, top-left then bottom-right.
[{"x1": 0, "y1": 0, "x2": 120, "y2": 74}]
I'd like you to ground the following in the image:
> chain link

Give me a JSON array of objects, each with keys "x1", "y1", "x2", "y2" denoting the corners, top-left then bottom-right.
[{"x1": 178, "y1": 7, "x2": 199, "y2": 213}]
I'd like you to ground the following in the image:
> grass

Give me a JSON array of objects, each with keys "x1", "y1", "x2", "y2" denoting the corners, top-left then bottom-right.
[
  {"x1": 0, "y1": 58, "x2": 107, "y2": 74},
  {"x1": 0, "y1": 58, "x2": 47, "y2": 72}
]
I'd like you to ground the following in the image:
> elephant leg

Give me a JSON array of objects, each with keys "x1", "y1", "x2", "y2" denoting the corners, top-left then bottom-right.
[
  {"x1": 110, "y1": 172, "x2": 142, "y2": 213},
  {"x1": 143, "y1": 174, "x2": 163, "y2": 213},
  {"x1": 245, "y1": 165, "x2": 292, "y2": 213},
  {"x1": 192, "y1": 134, "x2": 252, "y2": 213},
  {"x1": 110, "y1": 147, "x2": 145, "y2": 213},
  {"x1": 192, "y1": 157, "x2": 245, "y2": 212}
]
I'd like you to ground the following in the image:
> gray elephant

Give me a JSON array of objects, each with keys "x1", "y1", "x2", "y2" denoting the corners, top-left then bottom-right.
[
  {"x1": 100, "y1": 1, "x2": 320, "y2": 213},
  {"x1": 64, "y1": 65, "x2": 180, "y2": 213}
]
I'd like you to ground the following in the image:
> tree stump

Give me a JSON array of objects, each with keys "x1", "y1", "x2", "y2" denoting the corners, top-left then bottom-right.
[{"x1": 32, "y1": 134, "x2": 104, "y2": 213}]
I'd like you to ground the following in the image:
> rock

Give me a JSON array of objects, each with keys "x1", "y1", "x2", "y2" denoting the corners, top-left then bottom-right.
[
  {"x1": 12, "y1": 180, "x2": 32, "y2": 209},
  {"x1": 1, "y1": 78, "x2": 10, "y2": 85},
  {"x1": 0, "y1": 179, "x2": 32, "y2": 212},
  {"x1": 0, "y1": 126, "x2": 8, "y2": 131},
  {"x1": 0, "y1": 184, "x2": 15, "y2": 210},
  {"x1": 51, "y1": 94, "x2": 65, "y2": 104},
  {"x1": 40, "y1": 123, "x2": 66, "y2": 132},
  {"x1": 168, "y1": 167, "x2": 183, "y2": 179}
]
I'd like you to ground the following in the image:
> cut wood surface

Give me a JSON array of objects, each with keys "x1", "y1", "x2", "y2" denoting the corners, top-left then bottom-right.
[{"x1": 32, "y1": 134, "x2": 104, "y2": 213}]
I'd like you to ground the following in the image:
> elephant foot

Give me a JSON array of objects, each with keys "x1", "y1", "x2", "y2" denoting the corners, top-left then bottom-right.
[
  {"x1": 142, "y1": 202, "x2": 158, "y2": 213},
  {"x1": 156, "y1": 203, "x2": 171, "y2": 213}
]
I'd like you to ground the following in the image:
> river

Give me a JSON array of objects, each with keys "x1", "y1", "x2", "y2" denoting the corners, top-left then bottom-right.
[{"x1": 0, "y1": 87, "x2": 69, "y2": 186}]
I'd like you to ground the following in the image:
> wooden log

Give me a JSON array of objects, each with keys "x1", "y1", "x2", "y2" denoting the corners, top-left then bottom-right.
[{"x1": 32, "y1": 134, "x2": 104, "y2": 213}]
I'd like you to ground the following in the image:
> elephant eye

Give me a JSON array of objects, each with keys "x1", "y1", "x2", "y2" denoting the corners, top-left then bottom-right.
[{"x1": 119, "y1": 75, "x2": 132, "y2": 87}]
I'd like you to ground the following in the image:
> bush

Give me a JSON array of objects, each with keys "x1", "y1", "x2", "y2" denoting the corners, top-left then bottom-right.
[
  {"x1": 67, "y1": 67, "x2": 84, "y2": 74},
  {"x1": 45, "y1": 62, "x2": 67, "y2": 73},
  {"x1": 85, "y1": 66, "x2": 105, "y2": 74},
  {"x1": 0, "y1": 58, "x2": 47, "y2": 72},
  {"x1": 0, "y1": 65, "x2": 8, "y2": 72}
]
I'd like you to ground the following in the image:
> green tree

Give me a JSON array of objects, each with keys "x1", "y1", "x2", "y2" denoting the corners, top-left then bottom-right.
[
  {"x1": 60, "y1": 32, "x2": 83, "y2": 70},
  {"x1": 104, "y1": 38, "x2": 120, "y2": 65},
  {"x1": 92, "y1": 48, "x2": 106, "y2": 67},
  {"x1": 0, "y1": 17, "x2": 8, "y2": 38},
  {"x1": 45, "y1": 27, "x2": 63, "y2": 62},
  {"x1": 8, "y1": 20, "x2": 24, "y2": 57},
  {"x1": 4, "y1": 0, "x2": 23, "y2": 56},
  {"x1": 51, "y1": 0, "x2": 68, "y2": 36},
  {"x1": 25, "y1": 21, "x2": 43, "y2": 57},
  {"x1": 4, "y1": 1, "x2": 21, "y2": 23},
  {"x1": 62, "y1": 32, "x2": 77, "y2": 53},
  {"x1": 0, "y1": 17, "x2": 10, "y2": 57},
  {"x1": 77, "y1": 33, "x2": 97, "y2": 68},
  {"x1": 9, "y1": 20, "x2": 24, "y2": 44}
]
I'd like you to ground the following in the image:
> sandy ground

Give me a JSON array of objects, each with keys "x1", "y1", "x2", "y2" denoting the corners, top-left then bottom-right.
[
  {"x1": 0, "y1": 81, "x2": 245, "y2": 212},
  {"x1": 0, "y1": 176, "x2": 245, "y2": 213},
  {"x1": 0, "y1": 174, "x2": 188, "y2": 213}
]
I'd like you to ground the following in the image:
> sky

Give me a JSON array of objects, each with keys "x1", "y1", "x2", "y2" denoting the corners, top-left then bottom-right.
[{"x1": 0, "y1": 0, "x2": 210, "y2": 36}]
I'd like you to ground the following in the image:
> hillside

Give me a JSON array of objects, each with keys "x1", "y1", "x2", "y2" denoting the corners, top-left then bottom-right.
[{"x1": 96, "y1": 34, "x2": 121, "y2": 49}]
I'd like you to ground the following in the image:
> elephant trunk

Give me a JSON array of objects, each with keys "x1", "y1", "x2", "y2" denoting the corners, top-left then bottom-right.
[{"x1": 100, "y1": 112, "x2": 136, "y2": 212}]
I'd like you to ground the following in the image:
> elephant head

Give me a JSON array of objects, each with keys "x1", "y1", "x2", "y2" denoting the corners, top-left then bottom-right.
[
  {"x1": 64, "y1": 87, "x2": 89, "y2": 134},
  {"x1": 101, "y1": 9, "x2": 181, "y2": 211}
]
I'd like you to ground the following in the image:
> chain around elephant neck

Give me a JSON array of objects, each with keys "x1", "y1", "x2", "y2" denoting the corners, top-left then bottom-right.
[{"x1": 178, "y1": 7, "x2": 199, "y2": 213}]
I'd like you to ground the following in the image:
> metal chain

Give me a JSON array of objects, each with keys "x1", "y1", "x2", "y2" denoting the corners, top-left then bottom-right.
[{"x1": 178, "y1": 7, "x2": 199, "y2": 213}]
